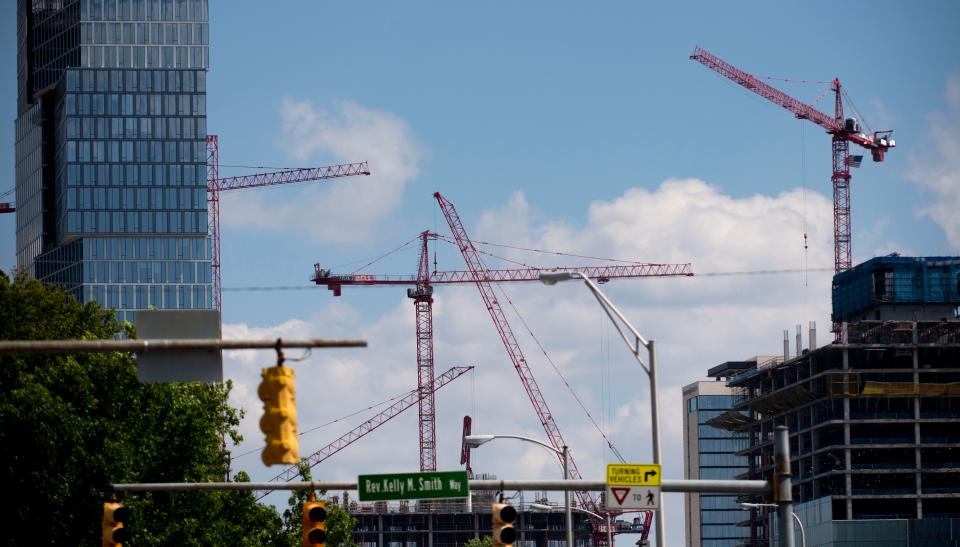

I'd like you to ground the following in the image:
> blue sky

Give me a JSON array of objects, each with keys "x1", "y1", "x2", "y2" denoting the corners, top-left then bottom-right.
[{"x1": 3, "y1": 2, "x2": 958, "y2": 544}]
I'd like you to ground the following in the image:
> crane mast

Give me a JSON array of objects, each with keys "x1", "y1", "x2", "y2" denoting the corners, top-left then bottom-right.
[
  {"x1": 206, "y1": 134, "x2": 370, "y2": 311},
  {"x1": 689, "y1": 46, "x2": 895, "y2": 274}
]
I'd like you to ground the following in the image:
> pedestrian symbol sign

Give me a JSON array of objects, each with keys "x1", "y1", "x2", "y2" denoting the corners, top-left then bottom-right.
[
  {"x1": 606, "y1": 485, "x2": 660, "y2": 510},
  {"x1": 606, "y1": 464, "x2": 661, "y2": 510}
]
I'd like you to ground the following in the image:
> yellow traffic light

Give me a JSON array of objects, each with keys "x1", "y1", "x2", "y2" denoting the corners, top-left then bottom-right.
[
  {"x1": 102, "y1": 501, "x2": 129, "y2": 546},
  {"x1": 302, "y1": 500, "x2": 327, "y2": 546},
  {"x1": 491, "y1": 502, "x2": 517, "y2": 546},
  {"x1": 258, "y1": 364, "x2": 299, "y2": 465}
]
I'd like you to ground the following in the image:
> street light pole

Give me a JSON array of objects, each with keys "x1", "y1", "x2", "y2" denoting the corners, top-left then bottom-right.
[
  {"x1": 464, "y1": 434, "x2": 574, "y2": 546},
  {"x1": 563, "y1": 445, "x2": 573, "y2": 547},
  {"x1": 539, "y1": 271, "x2": 665, "y2": 547}
]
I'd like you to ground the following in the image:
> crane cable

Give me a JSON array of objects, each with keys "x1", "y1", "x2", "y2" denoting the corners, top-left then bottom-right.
[
  {"x1": 454, "y1": 236, "x2": 645, "y2": 265},
  {"x1": 491, "y1": 281, "x2": 626, "y2": 461}
]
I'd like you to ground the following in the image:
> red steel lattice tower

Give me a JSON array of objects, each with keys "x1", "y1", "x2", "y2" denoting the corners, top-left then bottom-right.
[
  {"x1": 412, "y1": 231, "x2": 438, "y2": 471},
  {"x1": 690, "y1": 47, "x2": 895, "y2": 274}
]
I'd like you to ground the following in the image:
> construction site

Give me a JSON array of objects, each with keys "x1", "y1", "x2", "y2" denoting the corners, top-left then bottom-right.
[
  {"x1": 7, "y1": 3, "x2": 960, "y2": 546},
  {"x1": 698, "y1": 255, "x2": 960, "y2": 545}
]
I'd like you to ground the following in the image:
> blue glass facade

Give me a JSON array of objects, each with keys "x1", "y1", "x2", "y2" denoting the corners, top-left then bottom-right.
[
  {"x1": 683, "y1": 387, "x2": 750, "y2": 547},
  {"x1": 16, "y1": 0, "x2": 212, "y2": 323}
]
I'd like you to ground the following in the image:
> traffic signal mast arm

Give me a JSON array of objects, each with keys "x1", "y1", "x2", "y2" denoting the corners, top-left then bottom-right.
[{"x1": 689, "y1": 46, "x2": 895, "y2": 156}]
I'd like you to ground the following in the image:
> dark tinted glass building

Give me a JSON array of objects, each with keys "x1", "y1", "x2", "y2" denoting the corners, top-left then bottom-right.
[
  {"x1": 15, "y1": 0, "x2": 212, "y2": 323},
  {"x1": 682, "y1": 372, "x2": 753, "y2": 547}
]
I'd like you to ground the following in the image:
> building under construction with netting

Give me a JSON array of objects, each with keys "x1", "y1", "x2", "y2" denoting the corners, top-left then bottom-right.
[{"x1": 710, "y1": 256, "x2": 960, "y2": 545}]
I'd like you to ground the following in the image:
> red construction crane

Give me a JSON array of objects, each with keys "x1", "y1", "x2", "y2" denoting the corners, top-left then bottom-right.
[
  {"x1": 690, "y1": 46, "x2": 896, "y2": 275},
  {"x1": 0, "y1": 187, "x2": 14, "y2": 214},
  {"x1": 313, "y1": 194, "x2": 691, "y2": 540},
  {"x1": 206, "y1": 134, "x2": 370, "y2": 311}
]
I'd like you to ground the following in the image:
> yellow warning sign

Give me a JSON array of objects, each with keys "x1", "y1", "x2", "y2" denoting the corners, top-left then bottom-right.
[{"x1": 606, "y1": 464, "x2": 662, "y2": 486}]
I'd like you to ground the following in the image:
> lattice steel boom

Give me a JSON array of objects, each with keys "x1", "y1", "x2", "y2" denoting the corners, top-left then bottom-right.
[
  {"x1": 206, "y1": 134, "x2": 369, "y2": 311},
  {"x1": 689, "y1": 46, "x2": 895, "y2": 274}
]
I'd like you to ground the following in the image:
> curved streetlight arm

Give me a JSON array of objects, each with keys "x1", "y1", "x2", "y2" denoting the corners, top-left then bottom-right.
[
  {"x1": 465, "y1": 434, "x2": 562, "y2": 456},
  {"x1": 739, "y1": 503, "x2": 805, "y2": 547},
  {"x1": 540, "y1": 271, "x2": 650, "y2": 373},
  {"x1": 468, "y1": 434, "x2": 572, "y2": 547}
]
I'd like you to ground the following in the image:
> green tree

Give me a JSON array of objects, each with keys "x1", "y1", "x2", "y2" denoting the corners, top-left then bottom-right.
[
  {"x1": 279, "y1": 460, "x2": 358, "y2": 547},
  {"x1": 0, "y1": 272, "x2": 285, "y2": 545},
  {"x1": 464, "y1": 536, "x2": 494, "y2": 547},
  {"x1": 325, "y1": 504, "x2": 359, "y2": 547}
]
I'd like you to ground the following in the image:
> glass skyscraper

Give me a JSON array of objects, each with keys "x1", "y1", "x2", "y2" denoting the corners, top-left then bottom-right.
[
  {"x1": 683, "y1": 371, "x2": 752, "y2": 547},
  {"x1": 15, "y1": 0, "x2": 213, "y2": 324}
]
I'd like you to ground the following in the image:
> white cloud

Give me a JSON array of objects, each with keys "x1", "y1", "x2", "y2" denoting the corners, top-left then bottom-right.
[
  {"x1": 221, "y1": 99, "x2": 425, "y2": 244},
  {"x1": 909, "y1": 75, "x2": 960, "y2": 251},
  {"x1": 224, "y1": 179, "x2": 835, "y2": 544}
]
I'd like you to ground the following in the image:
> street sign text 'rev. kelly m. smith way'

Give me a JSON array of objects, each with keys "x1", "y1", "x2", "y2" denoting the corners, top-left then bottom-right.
[{"x1": 358, "y1": 471, "x2": 470, "y2": 502}]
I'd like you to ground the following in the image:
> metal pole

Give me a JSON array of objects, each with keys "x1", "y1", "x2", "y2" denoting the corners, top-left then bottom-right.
[
  {"x1": 774, "y1": 426, "x2": 795, "y2": 547},
  {"x1": 648, "y1": 340, "x2": 665, "y2": 547},
  {"x1": 113, "y1": 478, "x2": 771, "y2": 494},
  {"x1": 564, "y1": 445, "x2": 573, "y2": 547},
  {"x1": 569, "y1": 273, "x2": 665, "y2": 547},
  {"x1": 0, "y1": 338, "x2": 367, "y2": 354},
  {"x1": 606, "y1": 513, "x2": 613, "y2": 547}
]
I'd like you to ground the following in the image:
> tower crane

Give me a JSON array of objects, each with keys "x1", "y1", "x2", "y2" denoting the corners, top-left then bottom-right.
[
  {"x1": 690, "y1": 46, "x2": 896, "y2": 275},
  {"x1": 206, "y1": 134, "x2": 370, "y2": 311},
  {"x1": 313, "y1": 193, "x2": 692, "y2": 540}
]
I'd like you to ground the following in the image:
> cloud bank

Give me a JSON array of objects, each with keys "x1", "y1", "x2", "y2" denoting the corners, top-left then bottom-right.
[
  {"x1": 223, "y1": 178, "x2": 835, "y2": 543},
  {"x1": 221, "y1": 99, "x2": 425, "y2": 244},
  {"x1": 910, "y1": 75, "x2": 960, "y2": 251}
]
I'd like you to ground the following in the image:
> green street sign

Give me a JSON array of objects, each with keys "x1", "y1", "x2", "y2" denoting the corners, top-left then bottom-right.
[{"x1": 358, "y1": 470, "x2": 470, "y2": 501}]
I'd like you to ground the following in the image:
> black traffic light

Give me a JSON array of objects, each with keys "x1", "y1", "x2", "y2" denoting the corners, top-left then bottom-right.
[
  {"x1": 491, "y1": 502, "x2": 517, "y2": 546},
  {"x1": 102, "y1": 501, "x2": 130, "y2": 546},
  {"x1": 258, "y1": 364, "x2": 299, "y2": 465},
  {"x1": 302, "y1": 500, "x2": 327, "y2": 546}
]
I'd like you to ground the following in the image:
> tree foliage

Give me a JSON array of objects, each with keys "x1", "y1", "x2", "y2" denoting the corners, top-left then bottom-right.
[
  {"x1": 464, "y1": 536, "x2": 494, "y2": 547},
  {"x1": 279, "y1": 460, "x2": 358, "y2": 547},
  {"x1": 0, "y1": 272, "x2": 285, "y2": 545}
]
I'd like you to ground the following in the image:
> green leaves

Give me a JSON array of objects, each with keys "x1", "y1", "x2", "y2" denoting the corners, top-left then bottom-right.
[{"x1": 0, "y1": 272, "x2": 286, "y2": 545}]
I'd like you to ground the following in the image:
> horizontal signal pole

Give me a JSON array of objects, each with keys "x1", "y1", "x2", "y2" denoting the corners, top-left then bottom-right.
[
  {"x1": 112, "y1": 478, "x2": 771, "y2": 495},
  {"x1": 0, "y1": 338, "x2": 367, "y2": 355}
]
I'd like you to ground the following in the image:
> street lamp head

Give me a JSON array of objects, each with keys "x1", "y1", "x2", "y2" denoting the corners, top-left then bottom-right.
[
  {"x1": 530, "y1": 503, "x2": 554, "y2": 512},
  {"x1": 739, "y1": 502, "x2": 778, "y2": 510},
  {"x1": 538, "y1": 271, "x2": 578, "y2": 285},
  {"x1": 463, "y1": 434, "x2": 496, "y2": 448}
]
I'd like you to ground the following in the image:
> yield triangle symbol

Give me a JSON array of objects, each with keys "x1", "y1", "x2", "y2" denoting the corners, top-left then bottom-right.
[{"x1": 611, "y1": 487, "x2": 630, "y2": 505}]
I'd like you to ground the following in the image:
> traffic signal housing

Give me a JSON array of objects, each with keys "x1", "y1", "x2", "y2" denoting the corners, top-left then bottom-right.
[
  {"x1": 102, "y1": 501, "x2": 130, "y2": 546},
  {"x1": 258, "y1": 364, "x2": 299, "y2": 465},
  {"x1": 302, "y1": 500, "x2": 327, "y2": 546},
  {"x1": 491, "y1": 502, "x2": 517, "y2": 546}
]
